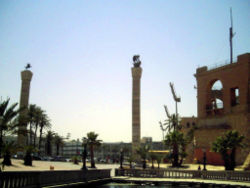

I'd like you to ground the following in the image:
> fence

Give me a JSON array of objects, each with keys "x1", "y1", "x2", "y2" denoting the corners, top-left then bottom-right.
[
  {"x1": 115, "y1": 169, "x2": 250, "y2": 182},
  {"x1": 0, "y1": 169, "x2": 111, "y2": 188}
]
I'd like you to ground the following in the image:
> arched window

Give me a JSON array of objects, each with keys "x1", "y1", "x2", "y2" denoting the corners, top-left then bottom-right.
[
  {"x1": 210, "y1": 80, "x2": 223, "y2": 109},
  {"x1": 206, "y1": 80, "x2": 224, "y2": 115},
  {"x1": 211, "y1": 80, "x2": 223, "y2": 90}
]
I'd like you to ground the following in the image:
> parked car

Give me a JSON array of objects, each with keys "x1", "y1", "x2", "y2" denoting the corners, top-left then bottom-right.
[{"x1": 51, "y1": 156, "x2": 67, "y2": 162}]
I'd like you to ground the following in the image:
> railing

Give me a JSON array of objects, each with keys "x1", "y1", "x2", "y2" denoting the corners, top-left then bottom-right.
[
  {"x1": 0, "y1": 169, "x2": 111, "y2": 188},
  {"x1": 207, "y1": 57, "x2": 237, "y2": 71},
  {"x1": 115, "y1": 169, "x2": 250, "y2": 182}
]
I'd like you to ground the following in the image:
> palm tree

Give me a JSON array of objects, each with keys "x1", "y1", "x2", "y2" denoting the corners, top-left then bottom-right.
[
  {"x1": 156, "y1": 154, "x2": 163, "y2": 169},
  {"x1": 33, "y1": 107, "x2": 42, "y2": 147},
  {"x1": 27, "y1": 104, "x2": 36, "y2": 145},
  {"x1": 164, "y1": 130, "x2": 186, "y2": 167},
  {"x1": 128, "y1": 154, "x2": 135, "y2": 169},
  {"x1": 38, "y1": 112, "x2": 51, "y2": 153},
  {"x1": 212, "y1": 130, "x2": 244, "y2": 170},
  {"x1": 149, "y1": 152, "x2": 157, "y2": 169},
  {"x1": 164, "y1": 114, "x2": 181, "y2": 133},
  {"x1": 24, "y1": 145, "x2": 37, "y2": 166},
  {"x1": 45, "y1": 131, "x2": 55, "y2": 156},
  {"x1": 0, "y1": 98, "x2": 20, "y2": 158},
  {"x1": 86, "y1": 132, "x2": 102, "y2": 168},
  {"x1": 136, "y1": 144, "x2": 150, "y2": 169},
  {"x1": 54, "y1": 134, "x2": 64, "y2": 156},
  {"x1": 2, "y1": 141, "x2": 17, "y2": 166}
]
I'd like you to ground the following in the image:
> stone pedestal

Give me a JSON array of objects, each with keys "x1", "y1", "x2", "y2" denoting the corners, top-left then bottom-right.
[
  {"x1": 18, "y1": 70, "x2": 33, "y2": 147},
  {"x1": 131, "y1": 67, "x2": 142, "y2": 154}
]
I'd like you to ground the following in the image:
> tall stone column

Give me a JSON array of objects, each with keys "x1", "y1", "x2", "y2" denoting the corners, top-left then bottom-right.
[
  {"x1": 18, "y1": 69, "x2": 33, "y2": 147},
  {"x1": 131, "y1": 55, "x2": 142, "y2": 154}
]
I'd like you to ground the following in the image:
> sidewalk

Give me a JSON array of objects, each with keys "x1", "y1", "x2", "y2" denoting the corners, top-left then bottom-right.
[{"x1": 113, "y1": 176, "x2": 250, "y2": 187}]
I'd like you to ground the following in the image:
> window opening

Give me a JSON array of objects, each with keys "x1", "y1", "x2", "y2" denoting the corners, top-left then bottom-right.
[{"x1": 231, "y1": 87, "x2": 239, "y2": 106}]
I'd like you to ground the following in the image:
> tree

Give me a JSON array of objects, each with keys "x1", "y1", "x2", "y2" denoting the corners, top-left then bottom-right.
[
  {"x1": 27, "y1": 104, "x2": 36, "y2": 145},
  {"x1": 54, "y1": 134, "x2": 64, "y2": 156},
  {"x1": 32, "y1": 107, "x2": 43, "y2": 147},
  {"x1": 86, "y1": 132, "x2": 102, "y2": 168},
  {"x1": 136, "y1": 144, "x2": 150, "y2": 169},
  {"x1": 156, "y1": 154, "x2": 164, "y2": 169},
  {"x1": 24, "y1": 145, "x2": 36, "y2": 166},
  {"x1": 45, "y1": 131, "x2": 55, "y2": 156},
  {"x1": 149, "y1": 152, "x2": 157, "y2": 169},
  {"x1": 0, "y1": 98, "x2": 20, "y2": 158},
  {"x1": 164, "y1": 130, "x2": 187, "y2": 167},
  {"x1": 164, "y1": 114, "x2": 181, "y2": 132},
  {"x1": 2, "y1": 141, "x2": 16, "y2": 166},
  {"x1": 38, "y1": 112, "x2": 51, "y2": 152},
  {"x1": 212, "y1": 130, "x2": 244, "y2": 170},
  {"x1": 128, "y1": 154, "x2": 135, "y2": 169}
]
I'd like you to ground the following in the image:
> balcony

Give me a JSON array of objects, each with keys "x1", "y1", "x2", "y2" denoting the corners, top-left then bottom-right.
[{"x1": 206, "y1": 103, "x2": 224, "y2": 116}]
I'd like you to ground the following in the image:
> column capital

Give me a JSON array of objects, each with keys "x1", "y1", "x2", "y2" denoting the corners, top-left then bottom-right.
[
  {"x1": 131, "y1": 67, "x2": 142, "y2": 79},
  {"x1": 21, "y1": 70, "x2": 33, "y2": 81}
]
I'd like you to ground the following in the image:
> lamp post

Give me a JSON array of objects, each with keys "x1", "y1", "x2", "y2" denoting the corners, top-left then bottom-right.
[
  {"x1": 82, "y1": 137, "x2": 88, "y2": 170},
  {"x1": 202, "y1": 148, "x2": 207, "y2": 171},
  {"x1": 120, "y1": 148, "x2": 124, "y2": 169}
]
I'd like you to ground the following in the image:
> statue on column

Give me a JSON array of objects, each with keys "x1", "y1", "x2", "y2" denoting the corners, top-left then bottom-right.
[{"x1": 133, "y1": 55, "x2": 141, "y2": 67}]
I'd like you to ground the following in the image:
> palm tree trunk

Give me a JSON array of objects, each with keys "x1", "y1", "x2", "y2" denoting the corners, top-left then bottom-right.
[
  {"x1": 0, "y1": 129, "x2": 3, "y2": 158},
  {"x1": 143, "y1": 159, "x2": 146, "y2": 169},
  {"x1": 3, "y1": 151, "x2": 12, "y2": 166},
  {"x1": 38, "y1": 127, "x2": 43, "y2": 151},
  {"x1": 29, "y1": 123, "x2": 33, "y2": 145},
  {"x1": 230, "y1": 148, "x2": 236, "y2": 170},
  {"x1": 33, "y1": 124, "x2": 38, "y2": 147},
  {"x1": 151, "y1": 159, "x2": 154, "y2": 169},
  {"x1": 56, "y1": 144, "x2": 59, "y2": 156},
  {"x1": 173, "y1": 143, "x2": 179, "y2": 167},
  {"x1": 90, "y1": 145, "x2": 95, "y2": 168}
]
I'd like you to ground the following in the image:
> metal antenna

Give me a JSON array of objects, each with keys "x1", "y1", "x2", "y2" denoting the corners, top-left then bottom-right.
[
  {"x1": 169, "y1": 82, "x2": 181, "y2": 115},
  {"x1": 169, "y1": 82, "x2": 181, "y2": 130},
  {"x1": 229, "y1": 7, "x2": 235, "y2": 64},
  {"x1": 159, "y1": 121, "x2": 165, "y2": 141},
  {"x1": 164, "y1": 105, "x2": 171, "y2": 118}
]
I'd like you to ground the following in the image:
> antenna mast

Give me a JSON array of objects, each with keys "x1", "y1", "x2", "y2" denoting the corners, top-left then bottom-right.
[
  {"x1": 229, "y1": 8, "x2": 235, "y2": 64},
  {"x1": 164, "y1": 105, "x2": 171, "y2": 119},
  {"x1": 169, "y1": 82, "x2": 181, "y2": 116},
  {"x1": 169, "y1": 82, "x2": 181, "y2": 131}
]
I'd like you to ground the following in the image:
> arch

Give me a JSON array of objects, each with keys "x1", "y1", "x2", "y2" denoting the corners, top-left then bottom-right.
[
  {"x1": 206, "y1": 79, "x2": 224, "y2": 115},
  {"x1": 207, "y1": 79, "x2": 223, "y2": 91}
]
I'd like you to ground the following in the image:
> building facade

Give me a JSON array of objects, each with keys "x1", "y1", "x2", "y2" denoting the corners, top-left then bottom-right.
[{"x1": 194, "y1": 53, "x2": 250, "y2": 165}]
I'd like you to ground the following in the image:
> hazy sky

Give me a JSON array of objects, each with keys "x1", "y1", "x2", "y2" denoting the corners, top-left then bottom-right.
[{"x1": 1, "y1": 0, "x2": 249, "y2": 142}]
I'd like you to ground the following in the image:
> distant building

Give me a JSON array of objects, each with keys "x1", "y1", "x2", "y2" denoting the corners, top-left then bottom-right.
[
  {"x1": 141, "y1": 137, "x2": 152, "y2": 144},
  {"x1": 63, "y1": 139, "x2": 82, "y2": 157}
]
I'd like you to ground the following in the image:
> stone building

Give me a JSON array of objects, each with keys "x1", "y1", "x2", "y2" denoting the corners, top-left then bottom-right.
[{"x1": 193, "y1": 53, "x2": 250, "y2": 165}]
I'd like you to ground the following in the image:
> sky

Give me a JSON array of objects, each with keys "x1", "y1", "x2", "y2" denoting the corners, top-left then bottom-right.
[{"x1": 0, "y1": 0, "x2": 249, "y2": 142}]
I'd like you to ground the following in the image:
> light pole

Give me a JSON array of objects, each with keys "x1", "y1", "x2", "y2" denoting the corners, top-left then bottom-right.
[{"x1": 82, "y1": 137, "x2": 88, "y2": 170}]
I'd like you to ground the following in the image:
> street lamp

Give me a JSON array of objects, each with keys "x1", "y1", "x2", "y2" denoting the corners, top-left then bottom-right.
[
  {"x1": 202, "y1": 148, "x2": 207, "y2": 171},
  {"x1": 82, "y1": 137, "x2": 88, "y2": 170},
  {"x1": 119, "y1": 148, "x2": 124, "y2": 169}
]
